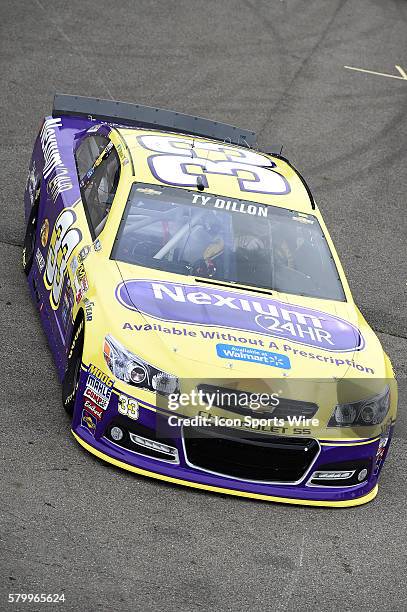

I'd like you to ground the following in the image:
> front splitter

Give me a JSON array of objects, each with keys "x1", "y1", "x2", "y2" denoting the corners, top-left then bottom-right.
[{"x1": 71, "y1": 430, "x2": 378, "y2": 508}]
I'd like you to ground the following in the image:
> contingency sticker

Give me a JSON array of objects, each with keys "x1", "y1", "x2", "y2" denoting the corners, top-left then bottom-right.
[
  {"x1": 84, "y1": 364, "x2": 114, "y2": 410},
  {"x1": 216, "y1": 344, "x2": 291, "y2": 369}
]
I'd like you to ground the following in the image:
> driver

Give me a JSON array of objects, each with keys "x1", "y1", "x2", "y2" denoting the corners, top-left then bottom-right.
[
  {"x1": 194, "y1": 231, "x2": 268, "y2": 279},
  {"x1": 191, "y1": 216, "x2": 271, "y2": 281},
  {"x1": 193, "y1": 236, "x2": 225, "y2": 277}
]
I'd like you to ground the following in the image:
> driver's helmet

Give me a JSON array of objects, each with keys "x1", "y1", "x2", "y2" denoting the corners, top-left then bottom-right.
[
  {"x1": 203, "y1": 237, "x2": 225, "y2": 261},
  {"x1": 233, "y1": 235, "x2": 265, "y2": 253}
]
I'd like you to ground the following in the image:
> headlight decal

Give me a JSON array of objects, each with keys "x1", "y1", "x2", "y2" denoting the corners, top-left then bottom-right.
[
  {"x1": 328, "y1": 386, "x2": 390, "y2": 427},
  {"x1": 103, "y1": 334, "x2": 179, "y2": 395}
]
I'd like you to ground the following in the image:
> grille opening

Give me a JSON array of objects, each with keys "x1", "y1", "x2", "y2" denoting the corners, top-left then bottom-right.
[{"x1": 183, "y1": 424, "x2": 319, "y2": 482}]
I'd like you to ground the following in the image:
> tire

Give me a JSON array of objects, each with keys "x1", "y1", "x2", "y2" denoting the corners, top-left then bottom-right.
[
  {"x1": 22, "y1": 203, "x2": 39, "y2": 275},
  {"x1": 62, "y1": 319, "x2": 84, "y2": 416}
]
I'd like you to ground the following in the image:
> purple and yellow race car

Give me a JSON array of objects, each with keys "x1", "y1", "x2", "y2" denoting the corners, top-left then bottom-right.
[{"x1": 23, "y1": 94, "x2": 397, "y2": 507}]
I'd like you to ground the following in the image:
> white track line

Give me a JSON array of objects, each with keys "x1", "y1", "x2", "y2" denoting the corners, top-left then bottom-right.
[{"x1": 344, "y1": 65, "x2": 407, "y2": 81}]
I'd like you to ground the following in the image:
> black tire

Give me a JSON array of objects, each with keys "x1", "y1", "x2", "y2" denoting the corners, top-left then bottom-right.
[
  {"x1": 22, "y1": 203, "x2": 39, "y2": 275},
  {"x1": 62, "y1": 319, "x2": 84, "y2": 416}
]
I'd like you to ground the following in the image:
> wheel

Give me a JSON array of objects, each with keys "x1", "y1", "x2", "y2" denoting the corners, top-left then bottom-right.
[
  {"x1": 22, "y1": 203, "x2": 39, "y2": 275},
  {"x1": 62, "y1": 320, "x2": 84, "y2": 416}
]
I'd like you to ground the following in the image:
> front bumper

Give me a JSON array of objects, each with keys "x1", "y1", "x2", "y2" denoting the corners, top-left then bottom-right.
[{"x1": 72, "y1": 369, "x2": 392, "y2": 507}]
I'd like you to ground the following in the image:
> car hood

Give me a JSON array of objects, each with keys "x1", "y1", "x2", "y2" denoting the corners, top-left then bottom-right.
[{"x1": 113, "y1": 264, "x2": 387, "y2": 381}]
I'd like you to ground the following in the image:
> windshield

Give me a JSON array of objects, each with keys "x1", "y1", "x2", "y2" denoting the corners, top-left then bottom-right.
[{"x1": 112, "y1": 184, "x2": 345, "y2": 301}]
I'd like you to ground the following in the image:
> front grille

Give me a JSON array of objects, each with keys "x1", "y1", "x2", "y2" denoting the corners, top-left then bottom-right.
[
  {"x1": 197, "y1": 384, "x2": 318, "y2": 419},
  {"x1": 183, "y1": 424, "x2": 319, "y2": 482}
]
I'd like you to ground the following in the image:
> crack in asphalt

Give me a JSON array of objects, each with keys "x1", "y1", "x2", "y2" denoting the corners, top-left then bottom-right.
[
  {"x1": 34, "y1": 0, "x2": 114, "y2": 100},
  {"x1": 0, "y1": 238, "x2": 23, "y2": 248},
  {"x1": 375, "y1": 329, "x2": 407, "y2": 341},
  {"x1": 256, "y1": 0, "x2": 349, "y2": 139}
]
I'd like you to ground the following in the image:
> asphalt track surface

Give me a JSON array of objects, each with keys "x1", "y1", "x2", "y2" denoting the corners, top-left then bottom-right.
[{"x1": 1, "y1": 1, "x2": 406, "y2": 610}]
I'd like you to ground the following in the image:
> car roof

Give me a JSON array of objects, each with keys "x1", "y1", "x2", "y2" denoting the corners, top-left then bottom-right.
[{"x1": 117, "y1": 127, "x2": 315, "y2": 215}]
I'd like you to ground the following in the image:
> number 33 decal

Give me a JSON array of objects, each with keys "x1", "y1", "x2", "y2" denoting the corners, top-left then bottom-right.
[
  {"x1": 44, "y1": 209, "x2": 81, "y2": 309},
  {"x1": 118, "y1": 394, "x2": 139, "y2": 420},
  {"x1": 138, "y1": 135, "x2": 290, "y2": 196}
]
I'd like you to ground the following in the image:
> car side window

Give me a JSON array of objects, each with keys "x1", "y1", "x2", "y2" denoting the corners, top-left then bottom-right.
[{"x1": 75, "y1": 135, "x2": 121, "y2": 237}]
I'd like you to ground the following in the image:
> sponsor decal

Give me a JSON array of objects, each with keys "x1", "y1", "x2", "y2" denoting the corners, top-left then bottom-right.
[
  {"x1": 41, "y1": 117, "x2": 73, "y2": 201},
  {"x1": 116, "y1": 143, "x2": 125, "y2": 161},
  {"x1": 121, "y1": 323, "x2": 375, "y2": 373},
  {"x1": 94, "y1": 239, "x2": 102, "y2": 252},
  {"x1": 61, "y1": 280, "x2": 74, "y2": 330},
  {"x1": 216, "y1": 343, "x2": 291, "y2": 369},
  {"x1": 73, "y1": 262, "x2": 89, "y2": 304},
  {"x1": 79, "y1": 245, "x2": 91, "y2": 262},
  {"x1": 374, "y1": 425, "x2": 391, "y2": 474},
  {"x1": 81, "y1": 409, "x2": 97, "y2": 434},
  {"x1": 83, "y1": 297, "x2": 94, "y2": 322},
  {"x1": 116, "y1": 144, "x2": 129, "y2": 166},
  {"x1": 87, "y1": 124, "x2": 101, "y2": 134},
  {"x1": 44, "y1": 209, "x2": 81, "y2": 309},
  {"x1": 40, "y1": 218, "x2": 49, "y2": 247},
  {"x1": 35, "y1": 247, "x2": 45, "y2": 273},
  {"x1": 70, "y1": 256, "x2": 79, "y2": 275},
  {"x1": 84, "y1": 398, "x2": 104, "y2": 421},
  {"x1": 84, "y1": 364, "x2": 114, "y2": 410},
  {"x1": 136, "y1": 187, "x2": 163, "y2": 196},
  {"x1": 84, "y1": 386, "x2": 109, "y2": 409},
  {"x1": 293, "y1": 214, "x2": 314, "y2": 224},
  {"x1": 116, "y1": 280, "x2": 364, "y2": 353},
  {"x1": 26, "y1": 160, "x2": 40, "y2": 205},
  {"x1": 88, "y1": 364, "x2": 114, "y2": 386}
]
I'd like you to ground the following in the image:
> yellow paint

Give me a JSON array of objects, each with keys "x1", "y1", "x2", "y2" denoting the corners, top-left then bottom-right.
[{"x1": 320, "y1": 437, "x2": 380, "y2": 446}]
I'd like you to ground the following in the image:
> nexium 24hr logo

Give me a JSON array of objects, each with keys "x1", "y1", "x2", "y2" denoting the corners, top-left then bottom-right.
[{"x1": 116, "y1": 280, "x2": 364, "y2": 353}]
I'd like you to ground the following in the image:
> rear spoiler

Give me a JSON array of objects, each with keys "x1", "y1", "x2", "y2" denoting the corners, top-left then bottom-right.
[{"x1": 52, "y1": 94, "x2": 257, "y2": 148}]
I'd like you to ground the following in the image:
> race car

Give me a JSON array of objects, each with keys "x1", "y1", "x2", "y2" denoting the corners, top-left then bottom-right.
[{"x1": 23, "y1": 94, "x2": 397, "y2": 507}]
